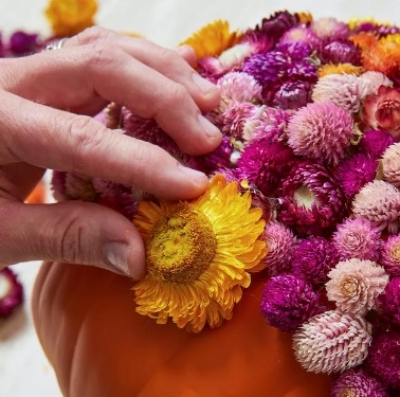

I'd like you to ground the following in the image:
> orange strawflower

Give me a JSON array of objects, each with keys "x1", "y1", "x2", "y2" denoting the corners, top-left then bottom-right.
[
  {"x1": 180, "y1": 20, "x2": 242, "y2": 59},
  {"x1": 318, "y1": 63, "x2": 364, "y2": 77},
  {"x1": 45, "y1": 0, "x2": 98, "y2": 37}
]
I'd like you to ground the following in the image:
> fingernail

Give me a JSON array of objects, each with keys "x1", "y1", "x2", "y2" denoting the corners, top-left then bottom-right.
[
  {"x1": 178, "y1": 164, "x2": 208, "y2": 186},
  {"x1": 192, "y1": 72, "x2": 218, "y2": 94},
  {"x1": 104, "y1": 242, "x2": 131, "y2": 277},
  {"x1": 198, "y1": 114, "x2": 222, "y2": 140}
]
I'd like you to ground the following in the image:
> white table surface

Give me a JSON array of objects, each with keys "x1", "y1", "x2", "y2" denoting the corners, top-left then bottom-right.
[{"x1": 1, "y1": 0, "x2": 399, "y2": 396}]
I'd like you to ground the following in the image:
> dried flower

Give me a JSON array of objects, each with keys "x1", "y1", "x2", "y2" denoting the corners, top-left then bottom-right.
[
  {"x1": 352, "y1": 180, "x2": 400, "y2": 233},
  {"x1": 287, "y1": 103, "x2": 355, "y2": 166},
  {"x1": 326, "y1": 258, "x2": 389, "y2": 315},
  {"x1": 311, "y1": 17, "x2": 350, "y2": 41},
  {"x1": 380, "y1": 234, "x2": 400, "y2": 277},
  {"x1": 357, "y1": 129, "x2": 395, "y2": 159},
  {"x1": 317, "y1": 63, "x2": 363, "y2": 77},
  {"x1": 336, "y1": 153, "x2": 378, "y2": 199},
  {"x1": 257, "y1": 11, "x2": 300, "y2": 40},
  {"x1": 378, "y1": 278, "x2": 400, "y2": 326},
  {"x1": 333, "y1": 217, "x2": 381, "y2": 261},
  {"x1": 293, "y1": 310, "x2": 372, "y2": 373},
  {"x1": 363, "y1": 86, "x2": 400, "y2": 139},
  {"x1": 278, "y1": 161, "x2": 346, "y2": 237},
  {"x1": 382, "y1": 143, "x2": 400, "y2": 187},
  {"x1": 263, "y1": 221, "x2": 297, "y2": 275},
  {"x1": 292, "y1": 237, "x2": 339, "y2": 284},
  {"x1": 311, "y1": 73, "x2": 364, "y2": 113},
  {"x1": 272, "y1": 80, "x2": 312, "y2": 110},
  {"x1": 0, "y1": 267, "x2": 24, "y2": 317},
  {"x1": 358, "y1": 71, "x2": 393, "y2": 98},
  {"x1": 330, "y1": 369, "x2": 389, "y2": 397},
  {"x1": 8, "y1": 31, "x2": 40, "y2": 56},
  {"x1": 365, "y1": 331, "x2": 400, "y2": 389},
  {"x1": 260, "y1": 274, "x2": 321, "y2": 332},
  {"x1": 278, "y1": 26, "x2": 322, "y2": 50}
]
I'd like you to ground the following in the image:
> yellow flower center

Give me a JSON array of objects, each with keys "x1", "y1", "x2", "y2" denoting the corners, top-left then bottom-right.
[
  {"x1": 146, "y1": 205, "x2": 217, "y2": 284},
  {"x1": 390, "y1": 244, "x2": 400, "y2": 260},
  {"x1": 341, "y1": 277, "x2": 358, "y2": 296},
  {"x1": 340, "y1": 388, "x2": 356, "y2": 397}
]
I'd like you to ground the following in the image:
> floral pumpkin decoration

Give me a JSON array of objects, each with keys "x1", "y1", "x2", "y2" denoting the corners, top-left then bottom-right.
[{"x1": 33, "y1": 10, "x2": 400, "y2": 397}]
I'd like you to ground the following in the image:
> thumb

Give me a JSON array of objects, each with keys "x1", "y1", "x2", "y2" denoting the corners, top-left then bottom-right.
[{"x1": 0, "y1": 200, "x2": 145, "y2": 279}]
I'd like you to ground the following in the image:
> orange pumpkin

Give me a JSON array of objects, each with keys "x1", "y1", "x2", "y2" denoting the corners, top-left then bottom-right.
[{"x1": 32, "y1": 262, "x2": 332, "y2": 397}]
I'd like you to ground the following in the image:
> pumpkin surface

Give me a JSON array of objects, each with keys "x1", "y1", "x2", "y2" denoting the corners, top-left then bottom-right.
[{"x1": 32, "y1": 262, "x2": 331, "y2": 397}]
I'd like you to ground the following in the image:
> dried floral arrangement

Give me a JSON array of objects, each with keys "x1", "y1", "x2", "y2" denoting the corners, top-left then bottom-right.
[{"x1": 39, "y1": 7, "x2": 400, "y2": 397}]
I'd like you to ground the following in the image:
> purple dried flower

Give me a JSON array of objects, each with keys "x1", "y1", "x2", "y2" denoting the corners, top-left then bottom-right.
[
  {"x1": 333, "y1": 217, "x2": 381, "y2": 262},
  {"x1": 311, "y1": 17, "x2": 350, "y2": 41},
  {"x1": 236, "y1": 137, "x2": 296, "y2": 197},
  {"x1": 380, "y1": 234, "x2": 400, "y2": 277},
  {"x1": 278, "y1": 27, "x2": 323, "y2": 52},
  {"x1": 357, "y1": 129, "x2": 395, "y2": 160},
  {"x1": 0, "y1": 267, "x2": 24, "y2": 317},
  {"x1": 260, "y1": 274, "x2": 321, "y2": 332},
  {"x1": 243, "y1": 51, "x2": 289, "y2": 86},
  {"x1": 365, "y1": 331, "x2": 400, "y2": 389},
  {"x1": 336, "y1": 153, "x2": 378, "y2": 199},
  {"x1": 293, "y1": 310, "x2": 372, "y2": 373},
  {"x1": 353, "y1": 21, "x2": 400, "y2": 38},
  {"x1": 287, "y1": 102, "x2": 355, "y2": 167},
  {"x1": 276, "y1": 41, "x2": 315, "y2": 61},
  {"x1": 263, "y1": 221, "x2": 297, "y2": 275},
  {"x1": 292, "y1": 237, "x2": 339, "y2": 284},
  {"x1": 286, "y1": 58, "x2": 318, "y2": 82},
  {"x1": 8, "y1": 31, "x2": 40, "y2": 56},
  {"x1": 330, "y1": 369, "x2": 389, "y2": 397},
  {"x1": 257, "y1": 10, "x2": 300, "y2": 39},
  {"x1": 278, "y1": 161, "x2": 347, "y2": 237},
  {"x1": 378, "y1": 278, "x2": 400, "y2": 327},
  {"x1": 240, "y1": 29, "x2": 275, "y2": 55},
  {"x1": 271, "y1": 80, "x2": 312, "y2": 109},
  {"x1": 321, "y1": 40, "x2": 362, "y2": 65}
]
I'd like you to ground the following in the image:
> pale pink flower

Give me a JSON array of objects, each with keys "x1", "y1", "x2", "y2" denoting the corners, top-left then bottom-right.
[
  {"x1": 382, "y1": 143, "x2": 400, "y2": 187},
  {"x1": 359, "y1": 71, "x2": 393, "y2": 98},
  {"x1": 326, "y1": 258, "x2": 389, "y2": 315}
]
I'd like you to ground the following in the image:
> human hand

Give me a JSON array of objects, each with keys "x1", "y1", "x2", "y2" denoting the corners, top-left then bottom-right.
[{"x1": 0, "y1": 27, "x2": 221, "y2": 279}]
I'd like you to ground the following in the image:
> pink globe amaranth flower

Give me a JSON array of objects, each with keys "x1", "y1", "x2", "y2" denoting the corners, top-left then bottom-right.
[
  {"x1": 380, "y1": 234, "x2": 400, "y2": 277},
  {"x1": 263, "y1": 221, "x2": 297, "y2": 275},
  {"x1": 330, "y1": 368, "x2": 389, "y2": 397},
  {"x1": 362, "y1": 86, "x2": 400, "y2": 139},
  {"x1": 358, "y1": 71, "x2": 393, "y2": 98},
  {"x1": 336, "y1": 154, "x2": 378, "y2": 199},
  {"x1": 311, "y1": 73, "x2": 364, "y2": 113},
  {"x1": 378, "y1": 278, "x2": 400, "y2": 327},
  {"x1": 333, "y1": 217, "x2": 381, "y2": 262},
  {"x1": 217, "y1": 71, "x2": 262, "y2": 107},
  {"x1": 357, "y1": 129, "x2": 395, "y2": 160},
  {"x1": 256, "y1": 10, "x2": 301, "y2": 40},
  {"x1": 292, "y1": 237, "x2": 339, "y2": 284},
  {"x1": 278, "y1": 26, "x2": 323, "y2": 51},
  {"x1": 365, "y1": 331, "x2": 400, "y2": 389},
  {"x1": 321, "y1": 39, "x2": 362, "y2": 65},
  {"x1": 260, "y1": 274, "x2": 322, "y2": 332},
  {"x1": 293, "y1": 310, "x2": 372, "y2": 374},
  {"x1": 271, "y1": 80, "x2": 312, "y2": 110},
  {"x1": 287, "y1": 102, "x2": 355, "y2": 167},
  {"x1": 236, "y1": 137, "x2": 296, "y2": 197},
  {"x1": 278, "y1": 161, "x2": 347, "y2": 237},
  {"x1": 311, "y1": 17, "x2": 350, "y2": 41},
  {"x1": 352, "y1": 180, "x2": 400, "y2": 233},
  {"x1": 210, "y1": 166, "x2": 239, "y2": 184},
  {"x1": 326, "y1": 258, "x2": 389, "y2": 315},
  {"x1": 382, "y1": 143, "x2": 400, "y2": 187},
  {"x1": 8, "y1": 31, "x2": 40, "y2": 56},
  {"x1": 0, "y1": 267, "x2": 24, "y2": 318}
]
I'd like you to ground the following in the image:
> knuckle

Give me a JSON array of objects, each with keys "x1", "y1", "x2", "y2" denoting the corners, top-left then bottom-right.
[
  {"x1": 76, "y1": 26, "x2": 114, "y2": 45},
  {"x1": 86, "y1": 41, "x2": 117, "y2": 71}
]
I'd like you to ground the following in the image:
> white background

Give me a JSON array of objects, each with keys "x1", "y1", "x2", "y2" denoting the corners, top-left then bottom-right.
[{"x1": 0, "y1": 0, "x2": 399, "y2": 396}]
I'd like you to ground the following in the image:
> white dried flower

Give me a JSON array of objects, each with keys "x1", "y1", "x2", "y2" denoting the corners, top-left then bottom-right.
[
  {"x1": 293, "y1": 310, "x2": 372, "y2": 374},
  {"x1": 382, "y1": 143, "x2": 400, "y2": 188},
  {"x1": 326, "y1": 259, "x2": 389, "y2": 315}
]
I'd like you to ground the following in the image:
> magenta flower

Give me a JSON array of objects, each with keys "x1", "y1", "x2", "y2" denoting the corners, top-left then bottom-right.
[
  {"x1": 256, "y1": 10, "x2": 300, "y2": 40},
  {"x1": 278, "y1": 161, "x2": 346, "y2": 237},
  {"x1": 292, "y1": 237, "x2": 339, "y2": 284},
  {"x1": 357, "y1": 129, "x2": 395, "y2": 159},
  {"x1": 0, "y1": 267, "x2": 24, "y2": 317},
  {"x1": 311, "y1": 17, "x2": 350, "y2": 41},
  {"x1": 8, "y1": 31, "x2": 40, "y2": 56},
  {"x1": 278, "y1": 26, "x2": 323, "y2": 50},
  {"x1": 378, "y1": 278, "x2": 400, "y2": 327},
  {"x1": 365, "y1": 331, "x2": 400, "y2": 389},
  {"x1": 236, "y1": 137, "x2": 296, "y2": 197},
  {"x1": 336, "y1": 153, "x2": 378, "y2": 199},
  {"x1": 287, "y1": 102, "x2": 355, "y2": 166},
  {"x1": 333, "y1": 217, "x2": 381, "y2": 261},
  {"x1": 330, "y1": 369, "x2": 389, "y2": 397},
  {"x1": 263, "y1": 221, "x2": 297, "y2": 275},
  {"x1": 321, "y1": 40, "x2": 362, "y2": 65},
  {"x1": 380, "y1": 234, "x2": 400, "y2": 277},
  {"x1": 260, "y1": 274, "x2": 322, "y2": 332}
]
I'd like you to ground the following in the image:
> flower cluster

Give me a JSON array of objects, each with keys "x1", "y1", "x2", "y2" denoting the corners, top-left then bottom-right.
[{"x1": 51, "y1": 10, "x2": 400, "y2": 396}]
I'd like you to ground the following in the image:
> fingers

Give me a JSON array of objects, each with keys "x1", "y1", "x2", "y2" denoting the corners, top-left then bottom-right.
[
  {"x1": 0, "y1": 199, "x2": 145, "y2": 279},
  {"x1": 1, "y1": 43, "x2": 221, "y2": 155},
  {"x1": 0, "y1": 91, "x2": 208, "y2": 200}
]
